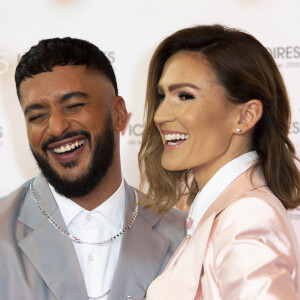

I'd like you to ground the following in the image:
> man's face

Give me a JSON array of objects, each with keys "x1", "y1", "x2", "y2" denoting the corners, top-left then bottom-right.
[{"x1": 19, "y1": 65, "x2": 119, "y2": 198}]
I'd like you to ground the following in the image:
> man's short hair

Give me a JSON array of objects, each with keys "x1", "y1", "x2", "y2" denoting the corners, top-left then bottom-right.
[{"x1": 15, "y1": 37, "x2": 118, "y2": 99}]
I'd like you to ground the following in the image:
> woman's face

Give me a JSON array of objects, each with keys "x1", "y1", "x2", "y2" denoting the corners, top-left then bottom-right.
[{"x1": 154, "y1": 51, "x2": 242, "y2": 186}]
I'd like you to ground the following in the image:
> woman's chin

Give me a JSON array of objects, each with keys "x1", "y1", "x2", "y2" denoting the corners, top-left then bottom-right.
[{"x1": 161, "y1": 160, "x2": 186, "y2": 172}]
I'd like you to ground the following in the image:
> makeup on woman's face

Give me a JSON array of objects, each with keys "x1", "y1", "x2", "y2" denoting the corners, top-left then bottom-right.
[{"x1": 154, "y1": 50, "x2": 240, "y2": 184}]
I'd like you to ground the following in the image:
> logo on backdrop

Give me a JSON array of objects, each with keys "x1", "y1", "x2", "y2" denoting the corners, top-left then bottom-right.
[
  {"x1": 290, "y1": 121, "x2": 300, "y2": 135},
  {"x1": 121, "y1": 113, "x2": 143, "y2": 145},
  {"x1": 0, "y1": 126, "x2": 3, "y2": 147},
  {"x1": 267, "y1": 46, "x2": 300, "y2": 69},
  {"x1": 103, "y1": 51, "x2": 115, "y2": 64},
  {"x1": 0, "y1": 53, "x2": 9, "y2": 74}
]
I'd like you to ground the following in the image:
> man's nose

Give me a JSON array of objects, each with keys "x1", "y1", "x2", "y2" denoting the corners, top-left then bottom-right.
[{"x1": 47, "y1": 112, "x2": 71, "y2": 137}]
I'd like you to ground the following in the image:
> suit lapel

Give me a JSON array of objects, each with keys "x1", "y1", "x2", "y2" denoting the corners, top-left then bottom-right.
[
  {"x1": 18, "y1": 174, "x2": 88, "y2": 300},
  {"x1": 109, "y1": 183, "x2": 171, "y2": 300}
]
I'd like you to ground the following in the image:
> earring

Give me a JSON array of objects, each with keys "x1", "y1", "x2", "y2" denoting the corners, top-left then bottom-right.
[{"x1": 236, "y1": 128, "x2": 242, "y2": 133}]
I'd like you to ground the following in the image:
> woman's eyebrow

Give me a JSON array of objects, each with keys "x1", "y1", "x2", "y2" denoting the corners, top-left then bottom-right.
[
  {"x1": 168, "y1": 83, "x2": 200, "y2": 91},
  {"x1": 157, "y1": 83, "x2": 200, "y2": 92}
]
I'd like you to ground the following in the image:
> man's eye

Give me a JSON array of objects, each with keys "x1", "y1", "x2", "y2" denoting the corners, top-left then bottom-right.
[
  {"x1": 178, "y1": 92, "x2": 195, "y2": 101},
  {"x1": 28, "y1": 114, "x2": 46, "y2": 123},
  {"x1": 67, "y1": 103, "x2": 85, "y2": 109}
]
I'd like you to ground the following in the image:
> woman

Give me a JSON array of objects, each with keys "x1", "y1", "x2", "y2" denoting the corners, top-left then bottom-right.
[{"x1": 139, "y1": 25, "x2": 300, "y2": 299}]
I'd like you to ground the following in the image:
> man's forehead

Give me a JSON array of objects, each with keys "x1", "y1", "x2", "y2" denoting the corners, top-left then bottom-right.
[
  {"x1": 20, "y1": 64, "x2": 110, "y2": 85},
  {"x1": 19, "y1": 65, "x2": 114, "y2": 102}
]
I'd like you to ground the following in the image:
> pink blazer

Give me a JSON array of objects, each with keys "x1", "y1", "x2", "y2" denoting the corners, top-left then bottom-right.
[{"x1": 146, "y1": 167, "x2": 300, "y2": 299}]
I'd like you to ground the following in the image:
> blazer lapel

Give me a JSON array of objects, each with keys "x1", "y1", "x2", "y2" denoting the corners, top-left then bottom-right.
[
  {"x1": 18, "y1": 174, "x2": 88, "y2": 300},
  {"x1": 147, "y1": 212, "x2": 215, "y2": 300},
  {"x1": 109, "y1": 183, "x2": 171, "y2": 300},
  {"x1": 187, "y1": 166, "x2": 268, "y2": 290}
]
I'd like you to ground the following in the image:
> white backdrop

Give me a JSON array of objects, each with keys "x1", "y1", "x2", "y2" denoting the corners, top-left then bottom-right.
[{"x1": 1, "y1": 0, "x2": 300, "y2": 236}]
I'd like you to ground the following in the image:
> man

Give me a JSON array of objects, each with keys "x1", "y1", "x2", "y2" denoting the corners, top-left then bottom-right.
[{"x1": 0, "y1": 38, "x2": 186, "y2": 300}]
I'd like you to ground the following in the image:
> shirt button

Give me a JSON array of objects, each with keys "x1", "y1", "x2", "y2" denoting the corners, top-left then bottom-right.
[
  {"x1": 88, "y1": 255, "x2": 94, "y2": 262},
  {"x1": 86, "y1": 214, "x2": 92, "y2": 221}
]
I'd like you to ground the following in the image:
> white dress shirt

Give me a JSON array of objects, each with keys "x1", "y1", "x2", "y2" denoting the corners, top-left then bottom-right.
[
  {"x1": 49, "y1": 179, "x2": 126, "y2": 300},
  {"x1": 187, "y1": 151, "x2": 259, "y2": 236}
]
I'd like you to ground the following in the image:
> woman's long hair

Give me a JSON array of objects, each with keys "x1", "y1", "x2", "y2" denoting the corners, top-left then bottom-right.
[{"x1": 139, "y1": 24, "x2": 300, "y2": 213}]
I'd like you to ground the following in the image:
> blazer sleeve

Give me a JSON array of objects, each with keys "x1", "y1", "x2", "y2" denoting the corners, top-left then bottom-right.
[{"x1": 203, "y1": 194, "x2": 300, "y2": 300}]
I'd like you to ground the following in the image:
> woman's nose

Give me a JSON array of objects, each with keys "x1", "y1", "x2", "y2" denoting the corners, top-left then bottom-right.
[{"x1": 154, "y1": 99, "x2": 175, "y2": 124}]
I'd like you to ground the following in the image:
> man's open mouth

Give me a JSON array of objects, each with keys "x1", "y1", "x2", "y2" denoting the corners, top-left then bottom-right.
[{"x1": 51, "y1": 139, "x2": 86, "y2": 155}]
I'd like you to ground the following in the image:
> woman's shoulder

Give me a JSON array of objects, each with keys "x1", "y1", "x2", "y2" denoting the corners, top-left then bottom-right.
[
  {"x1": 213, "y1": 185, "x2": 297, "y2": 248},
  {"x1": 221, "y1": 184, "x2": 287, "y2": 221},
  {"x1": 215, "y1": 165, "x2": 290, "y2": 227}
]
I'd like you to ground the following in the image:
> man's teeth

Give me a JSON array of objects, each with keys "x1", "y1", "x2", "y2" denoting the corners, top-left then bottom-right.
[
  {"x1": 164, "y1": 133, "x2": 189, "y2": 144},
  {"x1": 53, "y1": 139, "x2": 86, "y2": 154}
]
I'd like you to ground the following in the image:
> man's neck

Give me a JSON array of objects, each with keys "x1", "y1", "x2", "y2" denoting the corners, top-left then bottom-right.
[{"x1": 70, "y1": 169, "x2": 123, "y2": 211}]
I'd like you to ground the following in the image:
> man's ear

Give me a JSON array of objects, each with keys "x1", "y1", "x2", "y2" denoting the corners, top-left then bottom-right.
[
  {"x1": 234, "y1": 99, "x2": 263, "y2": 134},
  {"x1": 111, "y1": 96, "x2": 128, "y2": 132}
]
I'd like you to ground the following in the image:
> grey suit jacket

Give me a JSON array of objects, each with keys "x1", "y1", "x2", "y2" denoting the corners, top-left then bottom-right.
[{"x1": 0, "y1": 174, "x2": 186, "y2": 300}]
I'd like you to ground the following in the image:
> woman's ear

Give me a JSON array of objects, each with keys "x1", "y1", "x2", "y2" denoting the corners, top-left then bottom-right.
[
  {"x1": 234, "y1": 99, "x2": 263, "y2": 134},
  {"x1": 111, "y1": 96, "x2": 128, "y2": 132}
]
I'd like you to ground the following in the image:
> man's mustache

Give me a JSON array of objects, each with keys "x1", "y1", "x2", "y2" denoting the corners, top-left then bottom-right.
[{"x1": 41, "y1": 130, "x2": 91, "y2": 153}]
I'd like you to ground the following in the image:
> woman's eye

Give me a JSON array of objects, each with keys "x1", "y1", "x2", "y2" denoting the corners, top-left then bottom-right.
[
  {"x1": 156, "y1": 92, "x2": 165, "y2": 102},
  {"x1": 178, "y1": 92, "x2": 195, "y2": 101}
]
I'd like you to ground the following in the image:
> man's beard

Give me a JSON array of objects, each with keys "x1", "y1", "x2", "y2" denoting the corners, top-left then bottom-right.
[{"x1": 31, "y1": 113, "x2": 115, "y2": 198}]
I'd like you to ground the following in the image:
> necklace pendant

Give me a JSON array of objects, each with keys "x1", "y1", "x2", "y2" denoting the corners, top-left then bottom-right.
[{"x1": 73, "y1": 237, "x2": 81, "y2": 243}]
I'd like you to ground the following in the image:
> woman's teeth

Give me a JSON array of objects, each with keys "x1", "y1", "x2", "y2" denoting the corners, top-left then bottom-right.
[{"x1": 164, "y1": 133, "x2": 189, "y2": 145}]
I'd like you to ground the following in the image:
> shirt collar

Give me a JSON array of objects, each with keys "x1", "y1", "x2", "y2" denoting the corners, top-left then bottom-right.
[
  {"x1": 49, "y1": 179, "x2": 126, "y2": 230},
  {"x1": 187, "y1": 151, "x2": 259, "y2": 236}
]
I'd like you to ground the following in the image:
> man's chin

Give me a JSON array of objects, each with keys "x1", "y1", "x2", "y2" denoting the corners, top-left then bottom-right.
[
  {"x1": 46, "y1": 156, "x2": 89, "y2": 177},
  {"x1": 31, "y1": 153, "x2": 90, "y2": 197},
  {"x1": 43, "y1": 170, "x2": 96, "y2": 198},
  {"x1": 33, "y1": 153, "x2": 106, "y2": 198},
  {"x1": 57, "y1": 159, "x2": 79, "y2": 169}
]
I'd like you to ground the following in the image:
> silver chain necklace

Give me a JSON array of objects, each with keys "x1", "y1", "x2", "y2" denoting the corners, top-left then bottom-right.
[
  {"x1": 29, "y1": 179, "x2": 139, "y2": 245},
  {"x1": 88, "y1": 289, "x2": 110, "y2": 299}
]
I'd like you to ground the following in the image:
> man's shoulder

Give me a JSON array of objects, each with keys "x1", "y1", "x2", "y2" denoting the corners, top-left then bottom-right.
[
  {"x1": 128, "y1": 186, "x2": 187, "y2": 227},
  {"x1": 128, "y1": 185, "x2": 187, "y2": 245},
  {"x1": 163, "y1": 205, "x2": 187, "y2": 219},
  {"x1": 152, "y1": 207, "x2": 187, "y2": 243},
  {"x1": 0, "y1": 180, "x2": 30, "y2": 216},
  {"x1": 0, "y1": 180, "x2": 32, "y2": 249},
  {"x1": 133, "y1": 190, "x2": 187, "y2": 274},
  {"x1": 156, "y1": 206, "x2": 187, "y2": 231}
]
